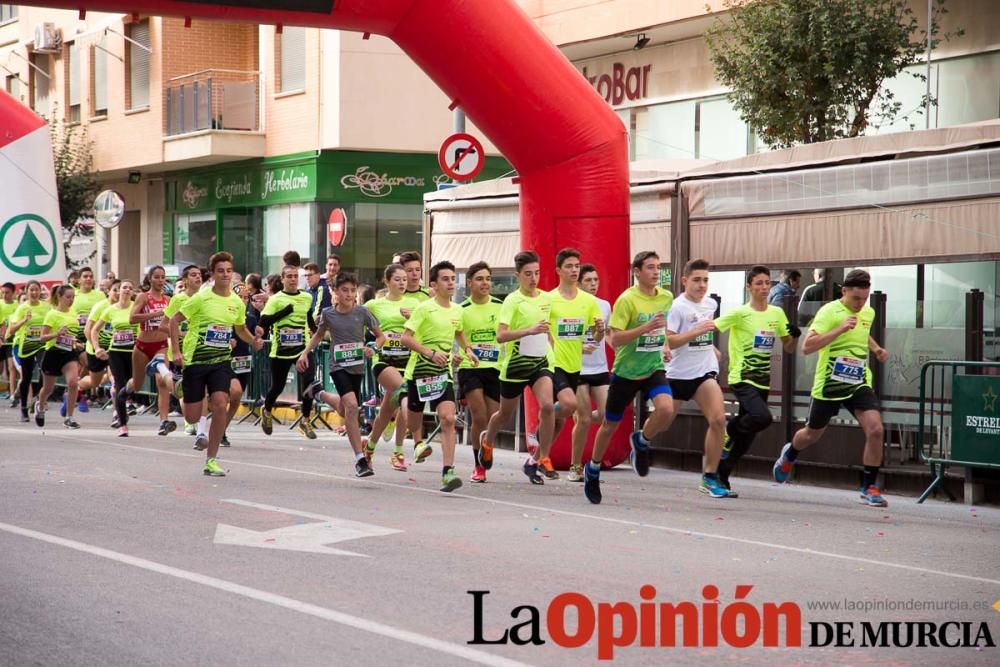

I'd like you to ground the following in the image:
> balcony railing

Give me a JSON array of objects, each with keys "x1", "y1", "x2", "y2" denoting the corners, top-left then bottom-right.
[{"x1": 164, "y1": 69, "x2": 263, "y2": 137}]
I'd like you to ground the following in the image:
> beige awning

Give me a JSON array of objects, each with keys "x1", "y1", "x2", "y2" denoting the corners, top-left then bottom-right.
[{"x1": 691, "y1": 196, "x2": 1000, "y2": 269}]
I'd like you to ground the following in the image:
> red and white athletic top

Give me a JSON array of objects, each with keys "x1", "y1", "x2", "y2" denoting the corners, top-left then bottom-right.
[{"x1": 140, "y1": 293, "x2": 169, "y2": 332}]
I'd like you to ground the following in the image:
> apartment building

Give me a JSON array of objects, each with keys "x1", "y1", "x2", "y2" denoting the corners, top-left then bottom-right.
[{"x1": 0, "y1": 6, "x2": 504, "y2": 283}]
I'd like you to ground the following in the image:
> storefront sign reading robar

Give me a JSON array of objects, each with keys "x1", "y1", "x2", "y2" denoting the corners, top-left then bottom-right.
[{"x1": 581, "y1": 62, "x2": 652, "y2": 105}]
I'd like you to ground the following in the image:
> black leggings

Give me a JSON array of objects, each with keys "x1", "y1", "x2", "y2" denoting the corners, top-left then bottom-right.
[
  {"x1": 18, "y1": 354, "x2": 41, "y2": 411},
  {"x1": 265, "y1": 355, "x2": 315, "y2": 418},
  {"x1": 724, "y1": 383, "x2": 773, "y2": 465},
  {"x1": 109, "y1": 351, "x2": 133, "y2": 426}
]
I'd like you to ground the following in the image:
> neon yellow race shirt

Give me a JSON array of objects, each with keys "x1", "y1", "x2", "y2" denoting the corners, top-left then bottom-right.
[
  {"x1": 715, "y1": 303, "x2": 790, "y2": 390},
  {"x1": 608, "y1": 286, "x2": 673, "y2": 380},
  {"x1": 548, "y1": 288, "x2": 601, "y2": 374},
  {"x1": 809, "y1": 300, "x2": 875, "y2": 400}
]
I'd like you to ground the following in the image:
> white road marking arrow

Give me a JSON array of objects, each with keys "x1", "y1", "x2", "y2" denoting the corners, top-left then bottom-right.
[{"x1": 213, "y1": 499, "x2": 402, "y2": 557}]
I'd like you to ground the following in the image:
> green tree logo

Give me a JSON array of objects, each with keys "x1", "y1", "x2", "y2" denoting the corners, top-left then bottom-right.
[{"x1": 1, "y1": 214, "x2": 59, "y2": 275}]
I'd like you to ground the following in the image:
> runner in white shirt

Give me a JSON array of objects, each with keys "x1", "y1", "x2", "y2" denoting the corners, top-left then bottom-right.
[{"x1": 659, "y1": 259, "x2": 735, "y2": 499}]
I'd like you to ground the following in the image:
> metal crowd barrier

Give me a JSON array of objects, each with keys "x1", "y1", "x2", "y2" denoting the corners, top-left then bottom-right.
[{"x1": 916, "y1": 360, "x2": 1000, "y2": 503}]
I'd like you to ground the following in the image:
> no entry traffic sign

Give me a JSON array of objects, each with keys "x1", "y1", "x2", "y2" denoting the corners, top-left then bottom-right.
[
  {"x1": 328, "y1": 208, "x2": 348, "y2": 247},
  {"x1": 437, "y1": 132, "x2": 485, "y2": 182}
]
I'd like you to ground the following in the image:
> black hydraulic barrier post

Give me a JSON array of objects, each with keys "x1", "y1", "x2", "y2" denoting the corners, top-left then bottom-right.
[
  {"x1": 781, "y1": 293, "x2": 798, "y2": 444},
  {"x1": 965, "y1": 289, "x2": 985, "y2": 374},
  {"x1": 870, "y1": 291, "x2": 887, "y2": 448},
  {"x1": 869, "y1": 290, "x2": 887, "y2": 401}
]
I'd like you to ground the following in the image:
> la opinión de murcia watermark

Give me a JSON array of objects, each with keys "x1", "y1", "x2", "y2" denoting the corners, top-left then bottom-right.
[{"x1": 467, "y1": 587, "x2": 996, "y2": 660}]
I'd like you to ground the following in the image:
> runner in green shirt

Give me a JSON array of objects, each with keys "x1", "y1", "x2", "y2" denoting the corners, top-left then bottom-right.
[
  {"x1": 362, "y1": 263, "x2": 421, "y2": 472},
  {"x1": 482, "y1": 250, "x2": 556, "y2": 486},
  {"x1": 773, "y1": 269, "x2": 891, "y2": 507},
  {"x1": 714, "y1": 266, "x2": 800, "y2": 493},
  {"x1": 584, "y1": 251, "x2": 674, "y2": 505},
  {"x1": 456, "y1": 262, "x2": 503, "y2": 483},
  {"x1": 400, "y1": 260, "x2": 476, "y2": 493},
  {"x1": 399, "y1": 250, "x2": 432, "y2": 302},
  {"x1": 256, "y1": 264, "x2": 318, "y2": 440},
  {"x1": 0, "y1": 282, "x2": 20, "y2": 407},
  {"x1": 171, "y1": 252, "x2": 258, "y2": 477},
  {"x1": 545, "y1": 248, "x2": 604, "y2": 480},
  {"x1": 163, "y1": 265, "x2": 203, "y2": 438},
  {"x1": 36, "y1": 285, "x2": 84, "y2": 428},
  {"x1": 76, "y1": 270, "x2": 115, "y2": 412},
  {"x1": 92, "y1": 280, "x2": 139, "y2": 436},
  {"x1": 8, "y1": 281, "x2": 51, "y2": 422}
]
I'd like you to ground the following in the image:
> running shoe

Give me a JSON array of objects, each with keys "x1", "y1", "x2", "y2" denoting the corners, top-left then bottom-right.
[
  {"x1": 111, "y1": 416, "x2": 121, "y2": 429},
  {"x1": 478, "y1": 432, "x2": 494, "y2": 470},
  {"x1": 173, "y1": 381, "x2": 184, "y2": 400},
  {"x1": 157, "y1": 420, "x2": 177, "y2": 436},
  {"x1": 441, "y1": 467, "x2": 463, "y2": 493},
  {"x1": 118, "y1": 425, "x2": 129, "y2": 437},
  {"x1": 381, "y1": 418, "x2": 396, "y2": 443},
  {"x1": 60, "y1": 394, "x2": 67, "y2": 417},
  {"x1": 526, "y1": 431, "x2": 539, "y2": 457},
  {"x1": 298, "y1": 420, "x2": 317, "y2": 440},
  {"x1": 859, "y1": 486, "x2": 889, "y2": 507},
  {"x1": 523, "y1": 459, "x2": 544, "y2": 485},
  {"x1": 63, "y1": 418, "x2": 80, "y2": 429},
  {"x1": 699, "y1": 474, "x2": 736, "y2": 498},
  {"x1": 390, "y1": 451, "x2": 407, "y2": 472},
  {"x1": 471, "y1": 465, "x2": 487, "y2": 483},
  {"x1": 19, "y1": 412, "x2": 29, "y2": 423},
  {"x1": 261, "y1": 409, "x2": 273, "y2": 435},
  {"x1": 629, "y1": 431, "x2": 651, "y2": 477},
  {"x1": 720, "y1": 426, "x2": 732, "y2": 460},
  {"x1": 413, "y1": 441, "x2": 432, "y2": 463},
  {"x1": 193, "y1": 433, "x2": 208, "y2": 451},
  {"x1": 184, "y1": 422, "x2": 196, "y2": 436},
  {"x1": 78, "y1": 396, "x2": 89, "y2": 413},
  {"x1": 363, "y1": 396, "x2": 378, "y2": 407},
  {"x1": 221, "y1": 433, "x2": 231, "y2": 448},
  {"x1": 583, "y1": 461, "x2": 602, "y2": 504},
  {"x1": 34, "y1": 403, "x2": 44, "y2": 427},
  {"x1": 126, "y1": 403, "x2": 137, "y2": 416},
  {"x1": 203, "y1": 458, "x2": 226, "y2": 477},
  {"x1": 355, "y1": 457, "x2": 374, "y2": 478},
  {"x1": 9, "y1": 397, "x2": 19, "y2": 408},
  {"x1": 539, "y1": 457, "x2": 559, "y2": 480},
  {"x1": 772, "y1": 442, "x2": 796, "y2": 484},
  {"x1": 566, "y1": 464, "x2": 584, "y2": 483}
]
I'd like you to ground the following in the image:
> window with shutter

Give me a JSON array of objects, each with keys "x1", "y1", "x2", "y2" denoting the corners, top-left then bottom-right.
[
  {"x1": 0, "y1": 5, "x2": 18, "y2": 24},
  {"x1": 128, "y1": 21, "x2": 150, "y2": 110},
  {"x1": 92, "y1": 45, "x2": 107, "y2": 116},
  {"x1": 278, "y1": 27, "x2": 305, "y2": 93},
  {"x1": 68, "y1": 42, "x2": 81, "y2": 122},
  {"x1": 31, "y1": 54, "x2": 50, "y2": 117}
]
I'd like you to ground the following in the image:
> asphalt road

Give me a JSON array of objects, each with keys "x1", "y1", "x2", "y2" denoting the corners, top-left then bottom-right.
[{"x1": 1, "y1": 405, "x2": 998, "y2": 666}]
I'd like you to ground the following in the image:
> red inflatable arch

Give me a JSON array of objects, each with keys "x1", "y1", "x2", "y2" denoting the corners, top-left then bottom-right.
[{"x1": 7, "y1": 0, "x2": 634, "y2": 468}]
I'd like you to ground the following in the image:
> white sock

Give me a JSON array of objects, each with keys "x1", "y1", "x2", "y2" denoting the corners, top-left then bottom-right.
[
  {"x1": 355, "y1": 452, "x2": 365, "y2": 461},
  {"x1": 198, "y1": 416, "x2": 208, "y2": 433}
]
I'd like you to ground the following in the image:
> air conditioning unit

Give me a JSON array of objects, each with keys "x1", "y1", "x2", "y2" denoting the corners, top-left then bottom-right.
[{"x1": 34, "y1": 23, "x2": 62, "y2": 53}]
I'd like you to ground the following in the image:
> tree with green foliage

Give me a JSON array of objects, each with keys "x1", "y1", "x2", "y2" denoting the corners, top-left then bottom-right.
[
  {"x1": 705, "y1": 0, "x2": 962, "y2": 148},
  {"x1": 49, "y1": 108, "x2": 99, "y2": 268}
]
